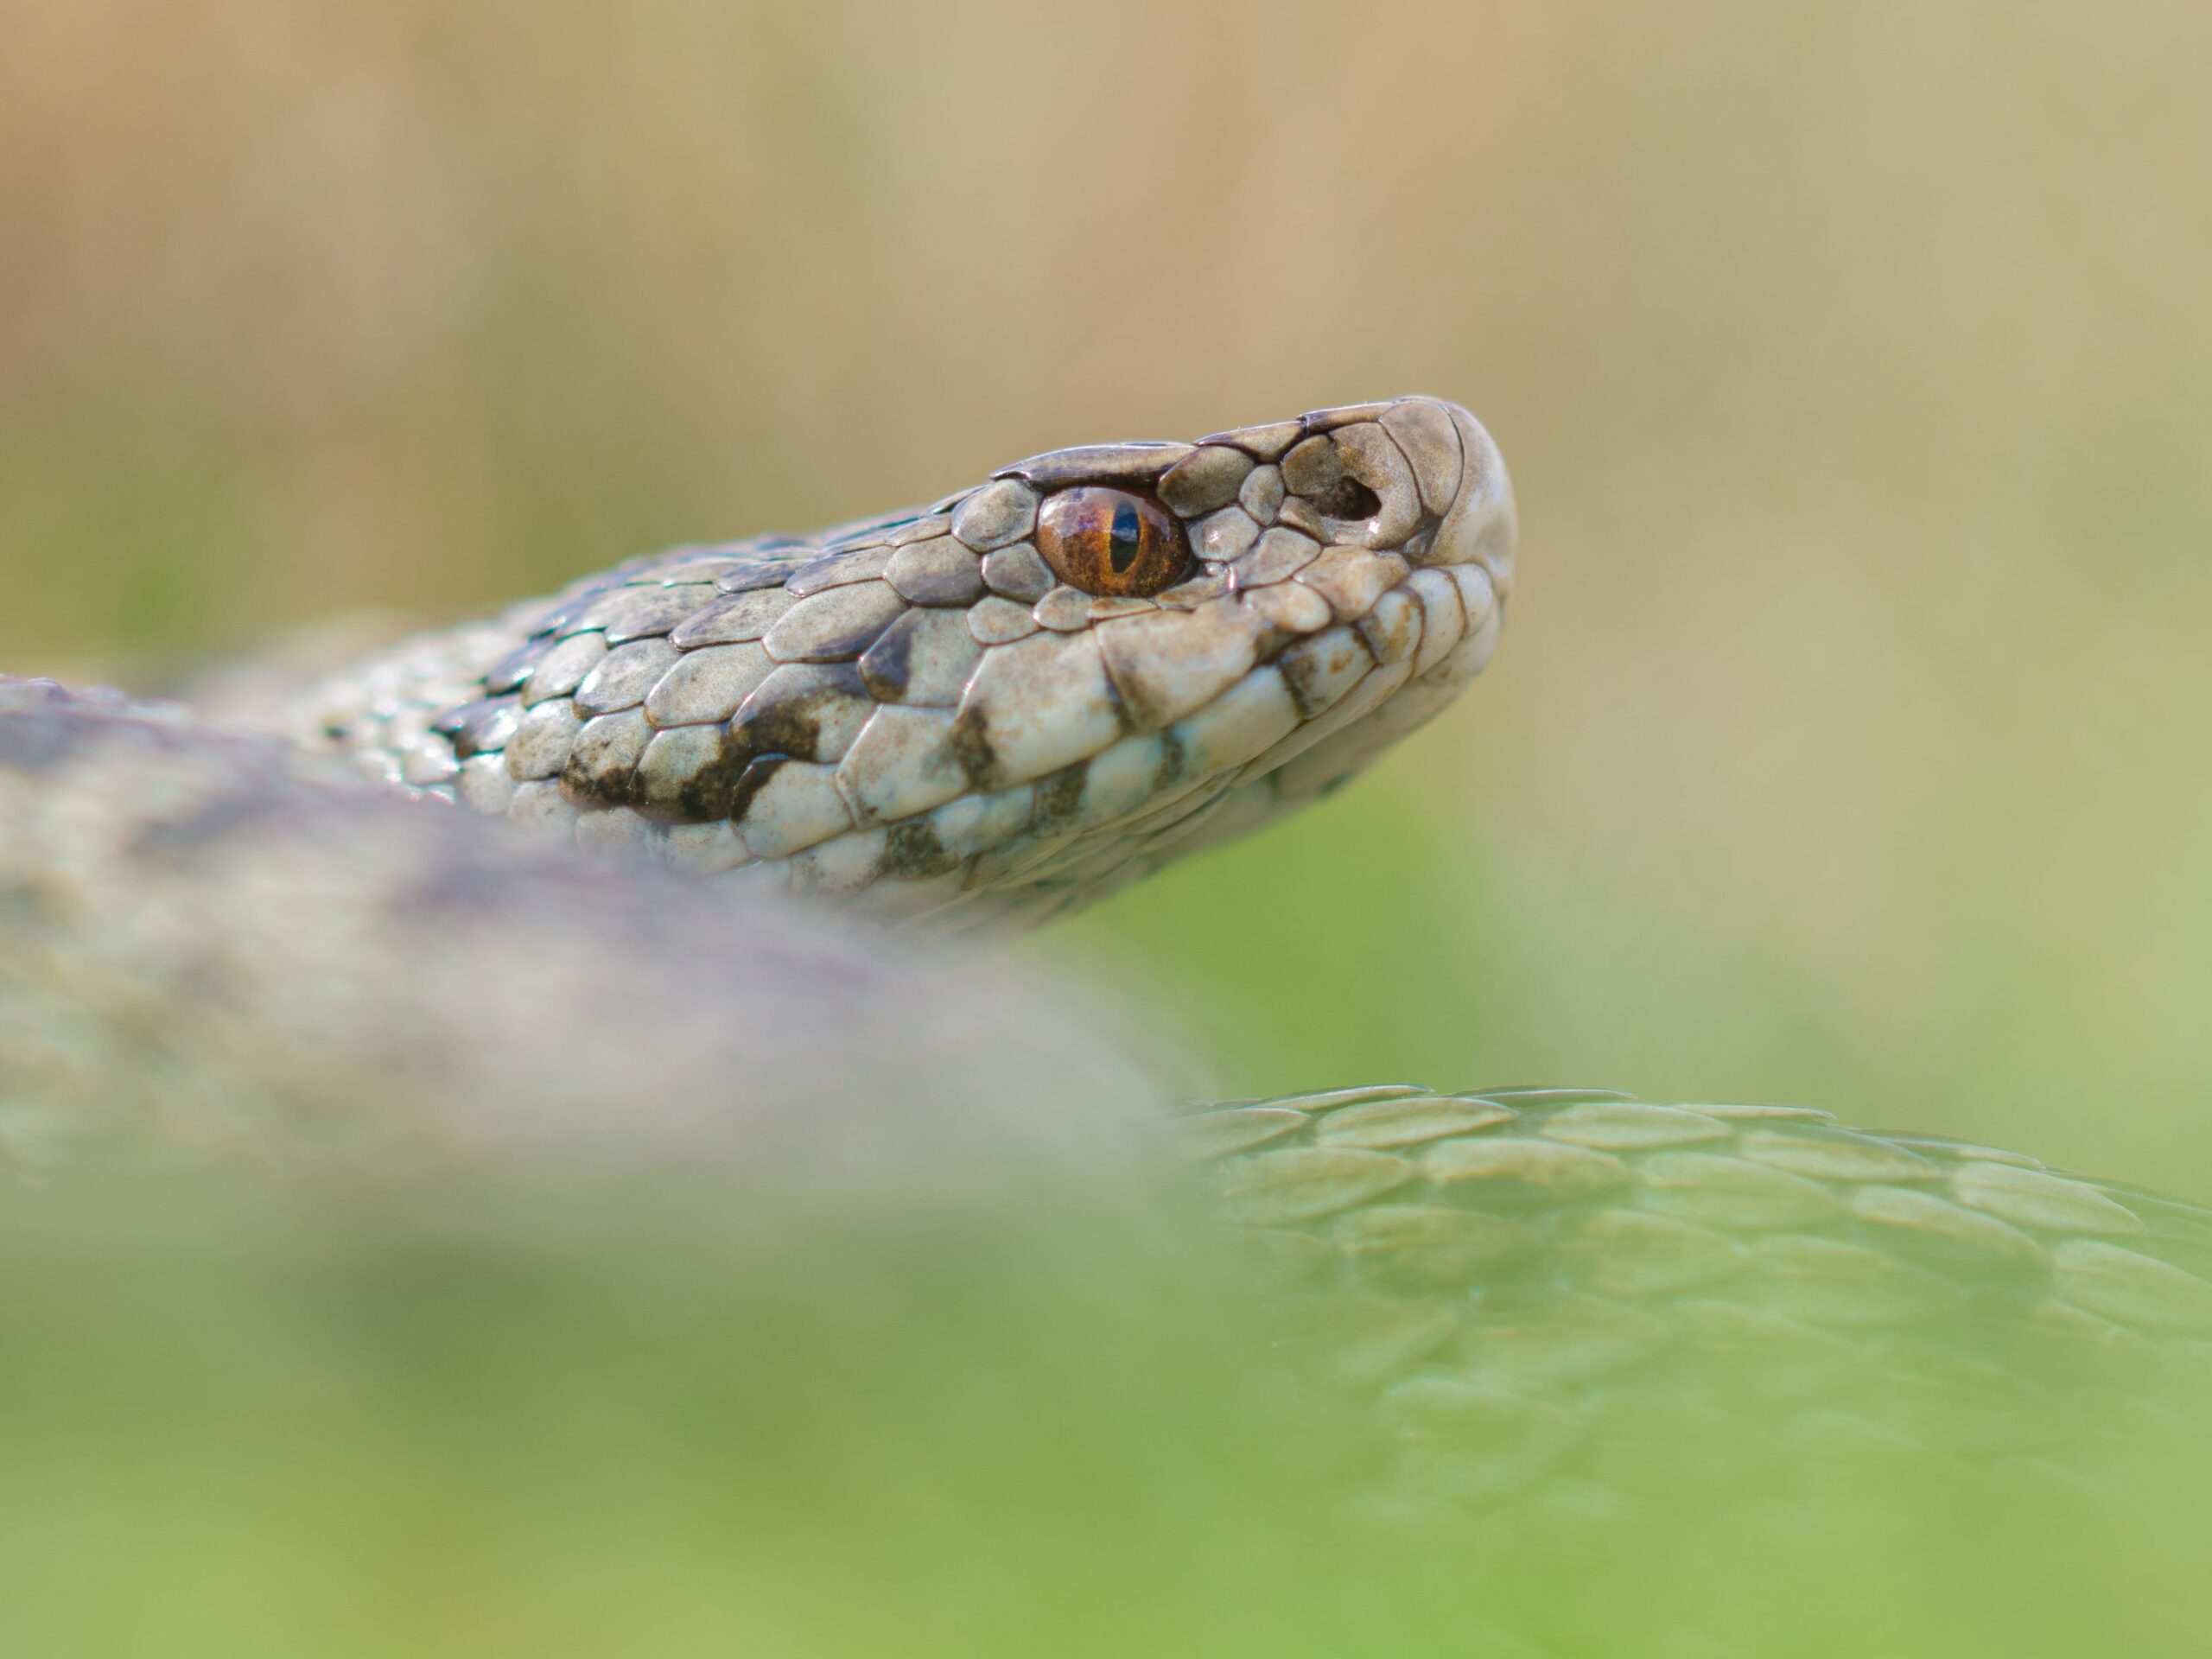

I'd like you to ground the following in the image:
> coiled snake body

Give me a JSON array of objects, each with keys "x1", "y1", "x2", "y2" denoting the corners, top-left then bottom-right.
[{"x1": 5, "y1": 396, "x2": 2209, "y2": 1515}]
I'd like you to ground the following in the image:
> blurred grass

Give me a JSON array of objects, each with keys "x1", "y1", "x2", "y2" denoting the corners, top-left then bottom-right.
[
  {"x1": 6, "y1": 2, "x2": 2212, "y2": 1198},
  {"x1": 4, "y1": 1166, "x2": 2211, "y2": 1658}
]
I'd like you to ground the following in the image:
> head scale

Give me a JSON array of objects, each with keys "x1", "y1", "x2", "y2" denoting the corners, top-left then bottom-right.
[{"x1": 313, "y1": 396, "x2": 1516, "y2": 929}]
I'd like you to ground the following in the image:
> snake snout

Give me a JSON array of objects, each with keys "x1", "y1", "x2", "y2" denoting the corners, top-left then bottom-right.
[
  {"x1": 1272, "y1": 396, "x2": 1515, "y2": 591},
  {"x1": 1209, "y1": 396, "x2": 1516, "y2": 816},
  {"x1": 1408, "y1": 397, "x2": 1516, "y2": 604}
]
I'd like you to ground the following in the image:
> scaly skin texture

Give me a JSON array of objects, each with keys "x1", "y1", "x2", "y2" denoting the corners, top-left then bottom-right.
[
  {"x1": 8, "y1": 397, "x2": 2209, "y2": 1518},
  {"x1": 1190, "y1": 1084, "x2": 2212, "y2": 1506},
  {"x1": 272, "y1": 397, "x2": 1514, "y2": 929}
]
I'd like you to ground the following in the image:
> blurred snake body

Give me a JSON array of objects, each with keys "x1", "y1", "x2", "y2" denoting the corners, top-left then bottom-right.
[{"x1": 4, "y1": 395, "x2": 2209, "y2": 1504}]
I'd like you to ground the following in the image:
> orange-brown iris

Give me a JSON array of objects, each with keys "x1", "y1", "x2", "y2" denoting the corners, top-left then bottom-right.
[{"x1": 1033, "y1": 486, "x2": 1190, "y2": 598}]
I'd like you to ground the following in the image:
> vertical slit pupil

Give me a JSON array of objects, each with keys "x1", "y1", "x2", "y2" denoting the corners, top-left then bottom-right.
[{"x1": 1108, "y1": 501, "x2": 1143, "y2": 575}]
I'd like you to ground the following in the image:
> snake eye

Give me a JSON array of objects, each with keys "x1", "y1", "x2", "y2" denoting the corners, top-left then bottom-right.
[{"x1": 1033, "y1": 486, "x2": 1190, "y2": 598}]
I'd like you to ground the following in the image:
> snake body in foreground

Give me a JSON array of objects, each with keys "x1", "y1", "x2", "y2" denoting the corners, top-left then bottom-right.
[{"x1": 6, "y1": 396, "x2": 2209, "y2": 1513}]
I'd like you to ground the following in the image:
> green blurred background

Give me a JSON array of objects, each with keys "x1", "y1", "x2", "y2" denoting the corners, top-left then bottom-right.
[{"x1": 8, "y1": 0, "x2": 2211, "y2": 1191}]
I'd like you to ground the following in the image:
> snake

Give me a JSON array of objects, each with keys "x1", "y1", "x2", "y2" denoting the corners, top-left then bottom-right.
[{"x1": 6, "y1": 393, "x2": 2210, "y2": 1529}]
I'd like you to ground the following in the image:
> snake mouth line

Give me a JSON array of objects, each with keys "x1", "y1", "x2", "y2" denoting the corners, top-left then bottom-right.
[{"x1": 293, "y1": 395, "x2": 1516, "y2": 928}]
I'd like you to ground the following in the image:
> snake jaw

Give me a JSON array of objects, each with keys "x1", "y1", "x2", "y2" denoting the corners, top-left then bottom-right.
[{"x1": 287, "y1": 396, "x2": 1516, "y2": 928}]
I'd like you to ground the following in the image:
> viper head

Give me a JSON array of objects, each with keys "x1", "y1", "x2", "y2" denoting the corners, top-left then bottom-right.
[{"x1": 337, "y1": 396, "x2": 1516, "y2": 928}]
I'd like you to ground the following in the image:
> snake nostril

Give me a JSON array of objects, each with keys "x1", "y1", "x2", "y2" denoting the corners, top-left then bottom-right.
[{"x1": 1307, "y1": 477, "x2": 1382, "y2": 523}]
